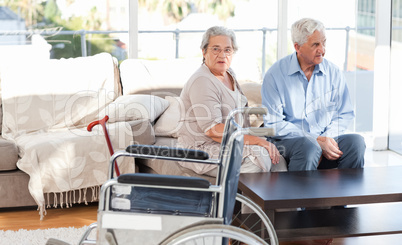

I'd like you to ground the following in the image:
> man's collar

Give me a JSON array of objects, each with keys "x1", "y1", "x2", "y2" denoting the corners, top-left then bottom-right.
[
  {"x1": 315, "y1": 62, "x2": 326, "y2": 75},
  {"x1": 287, "y1": 52, "x2": 301, "y2": 76},
  {"x1": 287, "y1": 52, "x2": 326, "y2": 76}
]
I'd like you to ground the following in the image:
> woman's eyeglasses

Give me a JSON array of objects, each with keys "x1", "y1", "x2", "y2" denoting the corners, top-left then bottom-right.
[{"x1": 208, "y1": 47, "x2": 234, "y2": 56}]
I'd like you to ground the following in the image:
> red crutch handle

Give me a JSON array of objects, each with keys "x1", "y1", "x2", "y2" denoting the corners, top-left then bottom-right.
[{"x1": 87, "y1": 115, "x2": 120, "y2": 176}]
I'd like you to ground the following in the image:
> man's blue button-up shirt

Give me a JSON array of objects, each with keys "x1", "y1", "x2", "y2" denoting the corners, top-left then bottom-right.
[{"x1": 261, "y1": 52, "x2": 354, "y2": 140}]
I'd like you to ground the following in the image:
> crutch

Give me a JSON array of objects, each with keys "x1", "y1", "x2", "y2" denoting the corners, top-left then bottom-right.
[{"x1": 87, "y1": 115, "x2": 121, "y2": 177}]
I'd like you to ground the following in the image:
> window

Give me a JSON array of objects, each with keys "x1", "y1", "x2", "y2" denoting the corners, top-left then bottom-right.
[
  {"x1": 0, "y1": 1, "x2": 129, "y2": 61},
  {"x1": 389, "y1": 0, "x2": 402, "y2": 154}
]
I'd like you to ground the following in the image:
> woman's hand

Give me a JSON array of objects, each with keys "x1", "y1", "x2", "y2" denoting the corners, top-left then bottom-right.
[
  {"x1": 253, "y1": 137, "x2": 281, "y2": 165},
  {"x1": 244, "y1": 135, "x2": 280, "y2": 164},
  {"x1": 206, "y1": 123, "x2": 281, "y2": 164}
]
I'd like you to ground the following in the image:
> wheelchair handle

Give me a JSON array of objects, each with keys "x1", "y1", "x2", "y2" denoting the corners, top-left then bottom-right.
[
  {"x1": 245, "y1": 127, "x2": 275, "y2": 137},
  {"x1": 243, "y1": 107, "x2": 268, "y2": 115}
]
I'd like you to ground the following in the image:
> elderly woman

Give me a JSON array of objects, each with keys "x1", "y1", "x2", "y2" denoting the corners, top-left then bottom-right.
[{"x1": 177, "y1": 26, "x2": 287, "y2": 176}]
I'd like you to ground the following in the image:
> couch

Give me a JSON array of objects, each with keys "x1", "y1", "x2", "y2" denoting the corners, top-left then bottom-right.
[{"x1": 0, "y1": 52, "x2": 284, "y2": 216}]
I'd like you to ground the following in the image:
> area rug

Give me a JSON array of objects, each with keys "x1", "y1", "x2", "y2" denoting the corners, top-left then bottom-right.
[{"x1": 0, "y1": 226, "x2": 95, "y2": 245}]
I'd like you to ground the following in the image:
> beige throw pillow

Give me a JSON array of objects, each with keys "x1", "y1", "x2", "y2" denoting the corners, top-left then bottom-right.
[{"x1": 154, "y1": 96, "x2": 184, "y2": 138}]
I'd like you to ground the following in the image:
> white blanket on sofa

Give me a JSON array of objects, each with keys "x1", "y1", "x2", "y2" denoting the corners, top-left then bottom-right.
[{"x1": 1, "y1": 53, "x2": 134, "y2": 219}]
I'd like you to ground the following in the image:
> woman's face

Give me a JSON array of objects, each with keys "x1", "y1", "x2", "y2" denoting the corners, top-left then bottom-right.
[{"x1": 203, "y1": 35, "x2": 234, "y2": 75}]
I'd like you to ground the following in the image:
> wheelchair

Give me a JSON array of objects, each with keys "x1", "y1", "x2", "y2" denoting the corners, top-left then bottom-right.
[{"x1": 49, "y1": 107, "x2": 278, "y2": 245}]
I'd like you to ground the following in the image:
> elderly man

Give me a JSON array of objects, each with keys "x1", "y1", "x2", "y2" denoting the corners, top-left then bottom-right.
[{"x1": 261, "y1": 18, "x2": 365, "y2": 171}]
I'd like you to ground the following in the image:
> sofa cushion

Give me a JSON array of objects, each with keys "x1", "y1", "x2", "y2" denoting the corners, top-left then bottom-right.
[
  {"x1": 101, "y1": 94, "x2": 169, "y2": 123},
  {"x1": 0, "y1": 136, "x2": 18, "y2": 171}
]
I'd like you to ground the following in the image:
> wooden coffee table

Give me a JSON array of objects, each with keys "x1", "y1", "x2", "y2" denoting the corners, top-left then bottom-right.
[{"x1": 238, "y1": 166, "x2": 402, "y2": 241}]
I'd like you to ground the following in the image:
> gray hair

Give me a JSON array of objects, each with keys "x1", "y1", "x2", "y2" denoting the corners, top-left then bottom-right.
[
  {"x1": 200, "y1": 26, "x2": 238, "y2": 54},
  {"x1": 291, "y1": 18, "x2": 325, "y2": 46}
]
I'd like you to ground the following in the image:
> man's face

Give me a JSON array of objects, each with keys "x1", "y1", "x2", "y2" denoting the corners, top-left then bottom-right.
[{"x1": 296, "y1": 30, "x2": 326, "y2": 67}]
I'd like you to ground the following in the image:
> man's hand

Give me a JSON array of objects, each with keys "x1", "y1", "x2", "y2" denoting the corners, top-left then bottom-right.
[{"x1": 317, "y1": 136, "x2": 343, "y2": 161}]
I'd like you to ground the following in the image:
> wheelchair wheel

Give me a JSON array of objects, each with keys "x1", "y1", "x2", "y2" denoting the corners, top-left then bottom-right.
[
  {"x1": 160, "y1": 224, "x2": 267, "y2": 245},
  {"x1": 231, "y1": 194, "x2": 278, "y2": 245}
]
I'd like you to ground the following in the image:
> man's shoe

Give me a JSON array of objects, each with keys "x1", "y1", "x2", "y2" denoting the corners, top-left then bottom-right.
[{"x1": 331, "y1": 205, "x2": 347, "y2": 209}]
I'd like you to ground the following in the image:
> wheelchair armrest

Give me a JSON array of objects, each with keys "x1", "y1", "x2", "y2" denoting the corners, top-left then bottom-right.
[
  {"x1": 125, "y1": 145, "x2": 209, "y2": 160},
  {"x1": 117, "y1": 173, "x2": 211, "y2": 188}
]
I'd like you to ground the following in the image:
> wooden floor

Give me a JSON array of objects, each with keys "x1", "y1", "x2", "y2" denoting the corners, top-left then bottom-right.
[
  {"x1": 2, "y1": 202, "x2": 402, "y2": 244},
  {"x1": 0, "y1": 203, "x2": 97, "y2": 231}
]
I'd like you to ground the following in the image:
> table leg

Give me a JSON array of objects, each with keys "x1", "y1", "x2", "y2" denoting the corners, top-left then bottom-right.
[{"x1": 266, "y1": 209, "x2": 275, "y2": 225}]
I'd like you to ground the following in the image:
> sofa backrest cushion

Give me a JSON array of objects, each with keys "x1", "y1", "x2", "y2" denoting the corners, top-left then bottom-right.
[
  {"x1": 1, "y1": 52, "x2": 120, "y2": 137},
  {"x1": 153, "y1": 82, "x2": 264, "y2": 139},
  {"x1": 119, "y1": 58, "x2": 202, "y2": 97},
  {"x1": 119, "y1": 57, "x2": 262, "y2": 98},
  {"x1": 240, "y1": 82, "x2": 264, "y2": 127}
]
